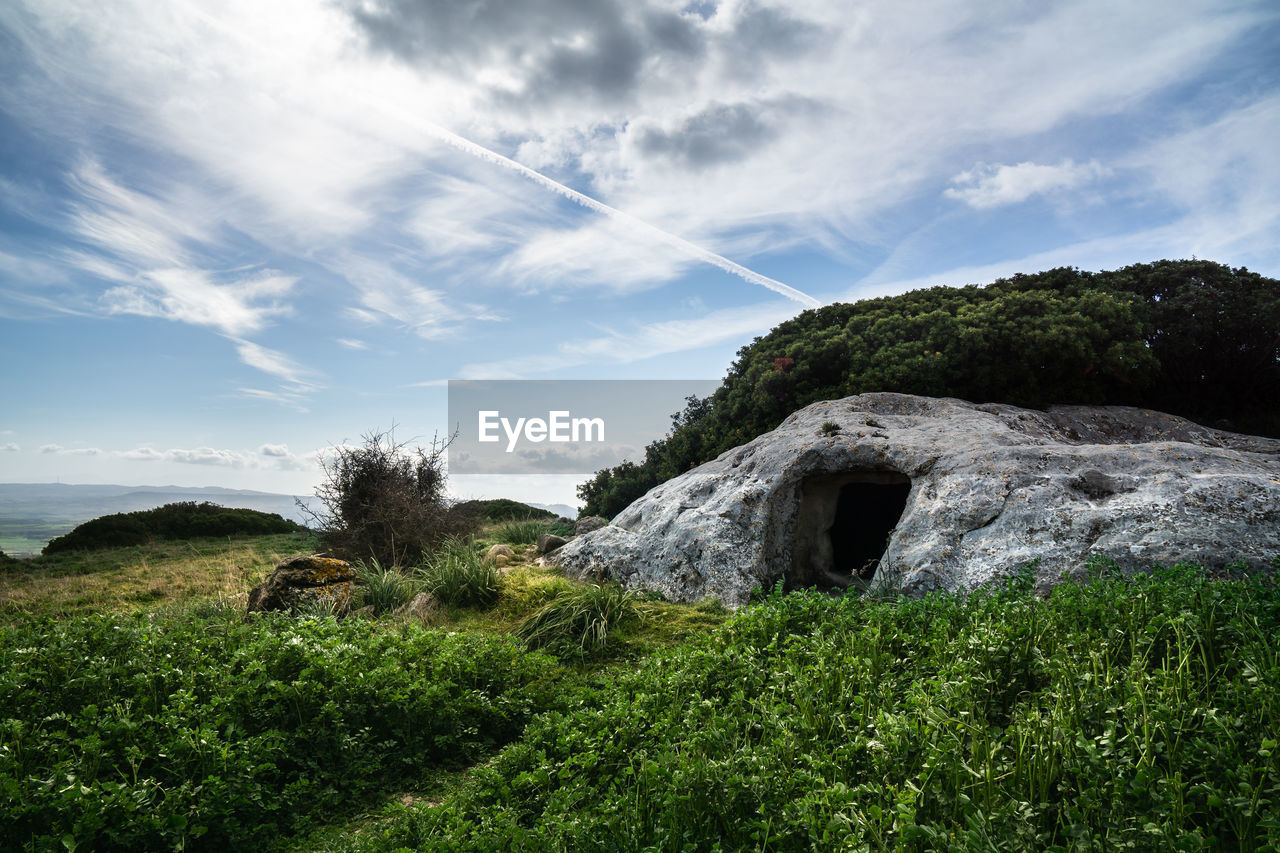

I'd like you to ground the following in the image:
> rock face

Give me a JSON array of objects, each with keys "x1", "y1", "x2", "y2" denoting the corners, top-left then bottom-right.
[
  {"x1": 537, "y1": 533, "x2": 569, "y2": 555},
  {"x1": 575, "y1": 516, "x2": 607, "y2": 535},
  {"x1": 553, "y1": 394, "x2": 1280, "y2": 605},
  {"x1": 247, "y1": 554, "x2": 357, "y2": 613}
]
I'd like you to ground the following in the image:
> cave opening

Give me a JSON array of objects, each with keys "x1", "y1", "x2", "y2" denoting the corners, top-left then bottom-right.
[
  {"x1": 788, "y1": 471, "x2": 912, "y2": 593},
  {"x1": 831, "y1": 479, "x2": 912, "y2": 582}
]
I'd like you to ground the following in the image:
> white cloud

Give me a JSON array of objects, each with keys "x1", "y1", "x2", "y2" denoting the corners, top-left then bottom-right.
[
  {"x1": 38, "y1": 443, "x2": 101, "y2": 456},
  {"x1": 944, "y1": 160, "x2": 1108, "y2": 209},
  {"x1": 115, "y1": 444, "x2": 317, "y2": 471},
  {"x1": 460, "y1": 300, "x2": 805, "y2": 377},
  {"x1": 231, "y1": 338, "x2": 315, "y2": 386},
  {"x1": 102, "y1": 269, "x2": 296, "y2": 337},
  {"x1": 336, "y1": 338, "x2": 368, "y2": 350},
  {"x1": 336, "y1": 256, "x2": 482, "y2": 339},
  {"x1": 235, "y1": 387, "x2": 311, "y2": 413},
  {"x1": 0, "y1": 443, "x2": 18, "y2": 452}
]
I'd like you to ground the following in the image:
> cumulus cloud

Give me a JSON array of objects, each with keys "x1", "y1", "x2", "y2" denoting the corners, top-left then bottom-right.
[
  {"x1": 39, "y1": 443, "x2": 101, "y2": 455},
  {"x1": 0, "y1": 443, "x2": 19, "y2": 452},
  {"x1": 115, "y1": 444, "x2": 315, "y2": 472},
  {"x1": 944, "y1": 159, "x2": 1109, "y2": 209}
]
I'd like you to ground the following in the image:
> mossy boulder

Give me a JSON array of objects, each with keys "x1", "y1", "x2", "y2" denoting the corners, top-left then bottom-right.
[{"x1": 247, "y1": 554, "x2": 357, "y2": 614}]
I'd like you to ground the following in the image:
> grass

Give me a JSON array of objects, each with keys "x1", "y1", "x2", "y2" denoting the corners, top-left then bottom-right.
[
  {"x1": 491, "y1": 519, "x2": 552, "y2": 546},
  {"x1": 354, "y1": 558, "x2": 419, "y2": 615},
  {"x1": 0, "y1": 531, "x2": 319, "y2": 621},
  {"x1": 418, "y1": 537, "x2": 499, "y2": 607},
  {"x1": 515, "y1": 581, "x2": 644, "y2": 655}
]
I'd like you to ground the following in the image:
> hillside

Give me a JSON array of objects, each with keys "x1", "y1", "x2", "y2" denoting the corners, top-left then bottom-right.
[{"x1": 0, "y1": 483, "x2": 315, "y2": 555}]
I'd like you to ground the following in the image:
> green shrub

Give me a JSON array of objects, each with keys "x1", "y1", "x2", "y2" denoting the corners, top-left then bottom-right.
[
  {"x1": 492, "y1": 519, "x2": 551, "y2": 545},
  {"x1": 42, "y1": 502, "x2": 301, "y2": 554},
  {"x1": 355, "y1": 558, "x2": 418, "y2": 616},
  {"x1": 306, "y1": 428, "x2": 476, "y2": 568},
  {"x1": 0, "y1": 610, "x2": 563, "y2": 852},
  {"x1": 451, "y1": 499, "x2": 554, "y2": 522},
  {"x1": 515, "y1": 581, "x2": 643, "y2": 655},
  {"x1": 419, "y1": 538, "x2": 499, "y2": 608}
]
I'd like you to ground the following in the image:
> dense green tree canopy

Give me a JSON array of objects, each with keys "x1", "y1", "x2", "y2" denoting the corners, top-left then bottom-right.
[{"x1": 579, "y1": 260, "x2": 1280, "y2": 518}]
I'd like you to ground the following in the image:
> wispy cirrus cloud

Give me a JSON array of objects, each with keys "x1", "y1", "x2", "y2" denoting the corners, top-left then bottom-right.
[{"x1": 460, "y1": 299, "x2": 804, "y2": 377}]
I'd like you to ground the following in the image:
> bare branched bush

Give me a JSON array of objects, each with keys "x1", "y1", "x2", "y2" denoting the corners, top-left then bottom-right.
[{"x1": 301, "y1": 427, "x2": 477, "y2": 567}]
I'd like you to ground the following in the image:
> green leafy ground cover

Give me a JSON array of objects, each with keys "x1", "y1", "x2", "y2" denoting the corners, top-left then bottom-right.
[
  {"x1": 0, "y1": 610, "x2": 569, "y2": 851},
  {"x1": 321, "y1": 564, "x2": 1280, "y2": 852},
  {"x1": 2, "y1": 529, "x2": 1278, "y2": 851}
]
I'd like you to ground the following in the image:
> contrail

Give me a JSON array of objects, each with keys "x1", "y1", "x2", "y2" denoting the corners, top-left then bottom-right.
[
  {"x1": 175, "y1": 0, "x2": 822, "y2": 308},
  {"x1": 377, "y1": 105, "x2": 823, "y2": 308}
]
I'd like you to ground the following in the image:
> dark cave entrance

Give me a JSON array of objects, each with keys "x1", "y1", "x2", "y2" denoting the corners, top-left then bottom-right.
[
  {"x1": 788, "y1": 471, "x2": 912, "y2": 592},
  {"x1": 831, "y1": 479, "x2": 912, "y2": 582}
]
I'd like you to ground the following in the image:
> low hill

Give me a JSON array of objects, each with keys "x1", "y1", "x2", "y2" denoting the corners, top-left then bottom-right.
[
  {"x1": 0, "y1": 483, "x2": 313, "y2": 555},
  {"x1": 452, "y1": 498, "x2": 557, "y2": 522},
  {"x1": 42, "y1": 502, "x2": 305, "y2": 554}
]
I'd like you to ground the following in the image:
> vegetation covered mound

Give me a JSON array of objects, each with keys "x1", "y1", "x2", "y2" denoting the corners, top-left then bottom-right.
[
  {"x1": 42, "y1": 502, "x2": 302, "y2": 555},
  {"x1": 451, "y1": 498, "x2": 555, "y2": 522},
  {"x1": 579, "y1": 260, "x2": 1280, "y2": 517}
]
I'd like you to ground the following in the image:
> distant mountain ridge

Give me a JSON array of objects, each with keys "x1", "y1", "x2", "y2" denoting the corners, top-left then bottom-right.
[{"x1": 0, "y1": 483, "x2": 315, "y2": 556}]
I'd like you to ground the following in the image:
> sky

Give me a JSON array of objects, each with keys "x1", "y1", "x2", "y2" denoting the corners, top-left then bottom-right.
[{"x1": 1, "y1": 0, "x2": 1278, "y2": 508}]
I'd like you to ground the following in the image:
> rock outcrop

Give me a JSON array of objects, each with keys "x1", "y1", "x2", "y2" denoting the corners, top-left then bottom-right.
[
  {"x1": 537, "y1": 533, "x2": 569, "y2": 555},
  {"x1": 247, "y1": 554, "x2": 357, "y2": 613},
  {"x1": 552, "y1": 394, "x2": 1280, "y2": 605}
]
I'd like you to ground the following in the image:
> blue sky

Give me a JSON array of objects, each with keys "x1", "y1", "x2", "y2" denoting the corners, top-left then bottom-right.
[{"x1": 1, "y1": 0, "x2": 1278, "y2": 508}]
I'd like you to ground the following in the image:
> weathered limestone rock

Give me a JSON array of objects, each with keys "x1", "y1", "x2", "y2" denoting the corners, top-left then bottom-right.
[
  {"x1": 575, "y1": 516, "x2": 607, "y2": 535},
  {"x1": 394, "y1": 591, "x2": 441, "y2": 623},
  {"x1": 537, "y1": 533, "x2": 569, "y2": 555},
  {"x1": 553, "y1": 394, "x2": 1280, "y2": 605},
  {"x1": 484, "y1": 544, "x2": 515, "y2": 565},
  {"x1": 247, "y1": 554, "x2": 357, "y2": 613}
]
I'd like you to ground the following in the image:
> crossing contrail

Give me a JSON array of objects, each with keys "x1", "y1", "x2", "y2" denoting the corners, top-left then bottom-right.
[{"x1": 377, "y1": 105, "x2": 823, "y2": 308}]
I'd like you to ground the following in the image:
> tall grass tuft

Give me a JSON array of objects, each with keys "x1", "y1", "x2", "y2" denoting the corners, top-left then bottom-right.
[
  {"x1": 516, "y1": 581, "x2": 643, "y2": 654},
  {"x1": 419, "y1": 537, "x2": 499, "y2": 607},
  {"x1": 355, "y1": 558, "x2": 418, "y2": 615},
  {"x1": 492, "y1": 519, "x2": 551, "y2": 545}
]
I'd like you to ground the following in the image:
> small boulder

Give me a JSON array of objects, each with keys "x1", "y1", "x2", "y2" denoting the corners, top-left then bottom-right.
[
  {"x1": 575, "y1": 516, "x2": 607, "y2": 535},
  {"x1": 394, "y1": 591, "x2": 441, "y2": 623},
  {"x1": 247, "y1": 554, "x2": 357, "y2": 614},
  {"x1": 493, "y1": 554, "x2": 511, "y2": 568},
  {"x1": 537, "y1": 533, "x2": 569, "y2": 554},
  {"x1": 484, "y1": 544, "x2": 515, "y2": 565}
]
